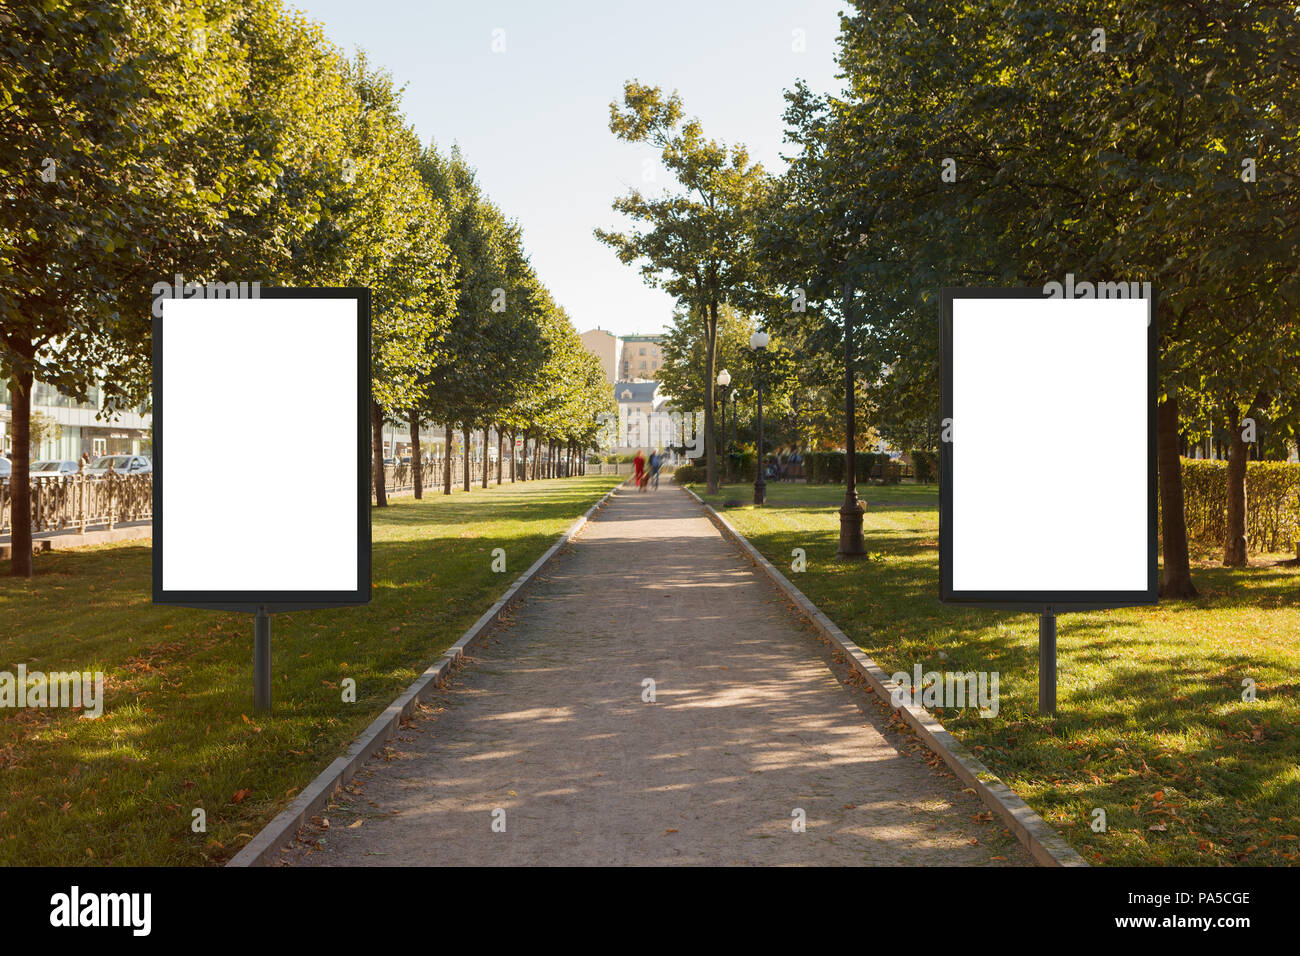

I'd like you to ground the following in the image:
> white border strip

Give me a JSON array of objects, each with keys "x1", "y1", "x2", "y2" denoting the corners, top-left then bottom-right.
[
  {"x1": 680, "y1": 484, "x2": 1087, "y2": 867},
  {"x1": 228, "y1": 480, "x2": 626, "y2": 867}
]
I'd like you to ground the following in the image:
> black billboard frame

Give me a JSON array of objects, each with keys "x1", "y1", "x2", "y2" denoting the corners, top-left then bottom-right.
[
  {"x1": 938, "y1": 286, "x2": 1158, "y2": 713},
  {"x1": 151, "y1": 286, "x2": 372, "y2": 710}
]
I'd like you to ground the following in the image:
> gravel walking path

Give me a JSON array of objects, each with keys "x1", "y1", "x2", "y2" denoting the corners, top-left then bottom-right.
[{"x1": 283, "y1": 484, "x2": 1030, "y2": 866}]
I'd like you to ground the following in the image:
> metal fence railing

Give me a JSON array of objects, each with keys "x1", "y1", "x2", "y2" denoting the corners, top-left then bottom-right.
[
  {"x1": 373, "y1": 454, "x2": 585, "y2": 498},
  {"x1": 0, "y1": 472, "x2": 153, "y2": 535},
  {"x1": 0, "y1": 455, "x2": 604, "y2": 532}
]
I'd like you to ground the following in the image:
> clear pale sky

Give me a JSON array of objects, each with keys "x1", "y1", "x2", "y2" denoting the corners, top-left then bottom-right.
[{"x1": 288, "y1": 0, "x2": 849, "y2": 337}]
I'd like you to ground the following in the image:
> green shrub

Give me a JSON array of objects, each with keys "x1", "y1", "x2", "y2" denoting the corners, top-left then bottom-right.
[
  {"x1": 726, "y1": 451, "x2": 756, "y2": 483},
  {"x1": 810, "y1": 451, "x2": 845, "y2": 483},
  {"x1": 803, "y1": 450, "x2": 908, "y2": 484},
  {"x1": 673, "y1": 463, "x2": 704, "y2": 485},
  {"x1": 911, "y1": 450, "x2": 939, "y2": 483},
  {"x1": 1180, "y1": 459, "x2": 1300, "y2": 553}
]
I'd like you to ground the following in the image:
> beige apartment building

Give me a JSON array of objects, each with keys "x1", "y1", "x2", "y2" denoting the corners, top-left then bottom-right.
[
  {"x1": 579, "y1": 328, "x2": 665, "y2": 384},
  {"x1": 579, "y1": 328, "x2": 622, "y2": 385},
  {"x1": 619, "y1": 334, "x2": 664, "y2": 380}
]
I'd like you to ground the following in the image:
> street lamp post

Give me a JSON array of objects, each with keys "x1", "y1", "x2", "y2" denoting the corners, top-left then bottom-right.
[
  {"x1": 838, "y1": 276, "x2": 866, "y2": 556},
  {"x1": 729, "y1": 389, "x2": 737, "y2": 464},
  {"x1": 716, "y1": 368, "x2": 731, "y2": 482},
  {"x1": 749, "y1": 331, "x2": 769, "y2": 505}
]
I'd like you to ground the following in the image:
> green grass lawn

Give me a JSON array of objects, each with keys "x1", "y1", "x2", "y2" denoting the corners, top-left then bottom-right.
[
  {"x1": 690, "y1": 480, "x2": 1300, "y2": 866},
  {"x1": 0, "y1": 474, "x2": 620, "y2": 865},
  {"x1": 699, "y1": 480, "x2": 939, "y2": 509}
]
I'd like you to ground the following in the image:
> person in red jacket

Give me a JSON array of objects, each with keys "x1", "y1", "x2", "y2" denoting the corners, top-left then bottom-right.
[{"x1": 633, "y1": 448, "x2": 646, "y2": 491}]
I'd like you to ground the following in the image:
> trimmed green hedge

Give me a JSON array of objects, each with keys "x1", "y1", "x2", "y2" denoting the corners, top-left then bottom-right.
[
  {"x1": 726, "y1": 451, "x2": 757, "y2": 483},
  {"x1": 805, "y1": 451, "x2": 900, "y2": 484},
  {"x1": 672, "y1": 455, "x2": 756, "y2": 486},
  {"x1": 1181, "y1": 459, "x2": 1300, "y2": 553},
  {"x1": 673, "y1": 463, "x2": 704, "y2": 485},
  {"x1": 911, "y1": 449, "x2": 939, "y2": 484}
]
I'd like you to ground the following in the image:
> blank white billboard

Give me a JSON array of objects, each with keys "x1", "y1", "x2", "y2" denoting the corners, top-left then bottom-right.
[
  {"x1": 154, "y1": 289, "x2": 369, "y2": 605},
  {"x1": 941, "y1": 290, "x2": 1156, "y2": 607}
]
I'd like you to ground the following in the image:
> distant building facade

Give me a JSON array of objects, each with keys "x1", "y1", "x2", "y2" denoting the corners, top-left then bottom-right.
[
  {"x1": 614, "y1": 380, "x2": 677, "y2": 452},
  {"x1": 578, "y1": 328, "x2": 665, "y2": 385},
  {"x1": 579, "y1": 330, "x2": 677, "y2": 454},
  {"x1": 579, "y1": 328, "x2": 623, "y2": 385},
  {"x1": 0, "y1": 381, "x2": 151, "y2": 461},
  {"x1": 619, "y1": 334, "x2": 664, "y2": 380}
]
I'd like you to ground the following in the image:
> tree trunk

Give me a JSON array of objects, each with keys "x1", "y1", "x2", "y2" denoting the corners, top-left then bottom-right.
[
  {"x1": 462, "y1": 426, "x2": 471, "y2": 492},
  {"x1": 371, "y1": 400, "x2": 387, "y2": 508},
  {"x1": 410, "y1": 417, "x2": 422, "y2": 500},
  {"x1": 482, "y1": 426, "x2": 490, "y2": 488},
  {"x1": 517, "y1": 431, "x2": 527, "y2": 482},
  {"x1": 443, "y1": 422, "x2": 453, "y2": 495},
  {"x1": 704, "y1": 299, "x2": 719, "y2": 494},
  {"x1": 7, "y1": 368, "x2": 34, "y2": 577},
  {"x1": 1223, "y1": 410, "x2": 1250, "y2": 567},
  {"x1": 496, "y1": 429, "x2": 504, "y2": 485},
  {"x1": 1157, "y1": 395, "x2": 1198, "y2": 597}
]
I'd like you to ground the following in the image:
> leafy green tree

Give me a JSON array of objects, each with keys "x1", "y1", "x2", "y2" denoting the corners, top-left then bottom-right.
[
  {"x1": 596, "y1": 81, "x2": 771, "y2": 494},
  {"x1": 0, "y1": 0, "x2": 281, "y2": 574},
  {"x1": 781, "y1": 0, "x2": 1300, "y2": 594},
  {"x1": 320, "y1": 56, "x2": 454, "y2": 506},
  {"x1": 658, "y1": 302, "x2": 753, "y2": 419},
  {"x1": 415, "y1": 145, "x2": 549, "y2": 493}
]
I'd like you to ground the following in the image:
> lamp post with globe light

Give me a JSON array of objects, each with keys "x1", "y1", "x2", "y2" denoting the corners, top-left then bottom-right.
[
  {"x1": 749, "y1": 330, "x2": 769, "y2": 505},
  {"x1": 716, "y1": 368, "x2": 731, "y2": 480},
  {"x1": 838, "y1": 275, "x2": 867, "y2": 555}
]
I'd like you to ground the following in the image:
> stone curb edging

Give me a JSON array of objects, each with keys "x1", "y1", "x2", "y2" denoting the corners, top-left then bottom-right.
[
  {"x1": 0, "y1": 521, "x2": 153, "y2": 558},
  {"x1": 679, "y1": 484, "x2": 1087, "y2": 868},
  {"x1": 227, "y1": 480, "x2": 627, "y2": 867}
]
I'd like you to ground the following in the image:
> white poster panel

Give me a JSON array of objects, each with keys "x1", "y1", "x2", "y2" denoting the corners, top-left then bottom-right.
[
  {"x1": 943, "y1": 291, "x2": 1154, "y2": 605},
  {"x1": 156, "y1": 291, "x2": 367, "y2": 601}
]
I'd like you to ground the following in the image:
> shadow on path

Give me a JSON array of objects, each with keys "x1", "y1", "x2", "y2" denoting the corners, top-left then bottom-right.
[{"x1": 284, "y1": 484, "x2": 1031, "y2": 866}]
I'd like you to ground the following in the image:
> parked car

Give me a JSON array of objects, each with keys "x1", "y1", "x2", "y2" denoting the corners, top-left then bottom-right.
[
  {"x1": 0, "y1": 456, "x2": 10, "y2": 481},
  {"x1": 30, "y1": 459, "x2": 80, "y2": 477},
  {"x1": 85, "y1": 454, "x2": 152, "y2": 476}
]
